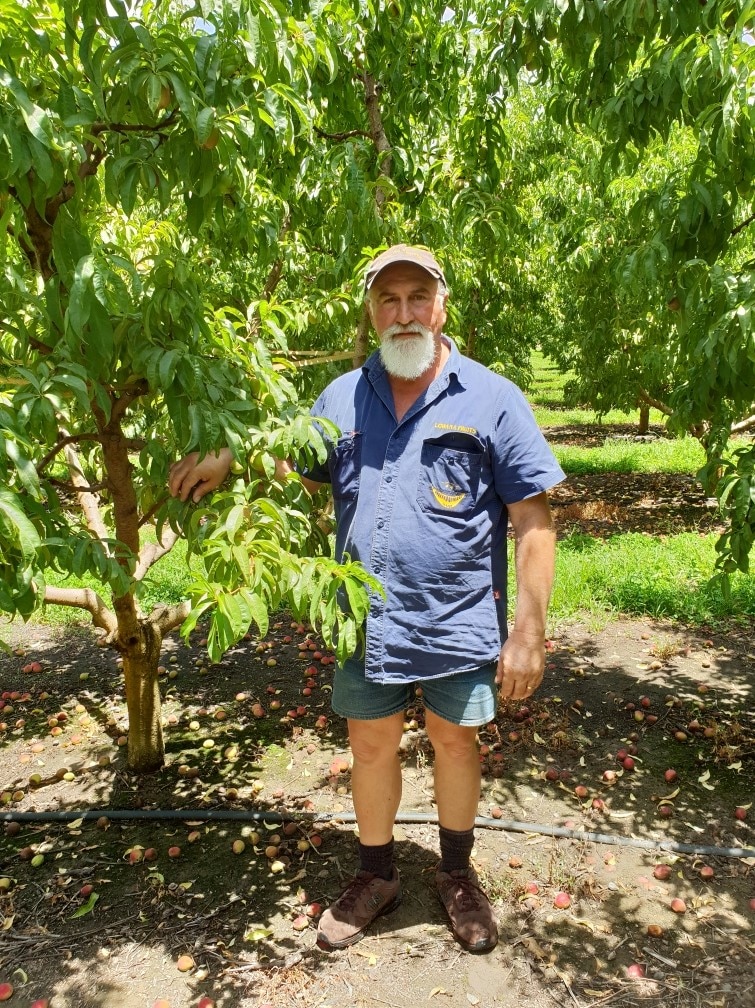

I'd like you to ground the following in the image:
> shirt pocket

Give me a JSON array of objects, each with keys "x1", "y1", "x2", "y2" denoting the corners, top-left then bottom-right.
[
  {"x1": 417, "y1": 434, "x2": 484, "y2": 516},
  {"x1": 329, "y1": 431, "x2": 362, "y2": 502}
]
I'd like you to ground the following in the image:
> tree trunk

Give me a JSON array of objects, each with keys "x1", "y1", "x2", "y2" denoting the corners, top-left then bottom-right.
[
  {"x1": 121, "y1": 619, "x2": 165, "y2": 773},
  {"x1": 638, "y1": 403, "x2": 650, "y2": 434},
  {"x1": 465, "y1": 324, "x2": 478, "y2": 360},
  {"x1": 353, "y1": 304, "x2": 372, "y2": 369}
]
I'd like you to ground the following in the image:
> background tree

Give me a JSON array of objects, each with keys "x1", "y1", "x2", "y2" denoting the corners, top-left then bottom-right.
[{"x1": 501, "y1": 0, "x2": 755, "y2": 573}]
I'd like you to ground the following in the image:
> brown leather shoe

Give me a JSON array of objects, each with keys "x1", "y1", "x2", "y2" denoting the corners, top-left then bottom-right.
[
  {"x1": 316, "y1": 869, "x2": 402, "y2": 950},
  {"x1": 435, "y1": 866, "x2": 498, "y2": 953}
]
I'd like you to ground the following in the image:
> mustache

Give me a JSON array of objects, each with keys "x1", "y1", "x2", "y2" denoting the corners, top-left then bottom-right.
[{"x1": 381, "y1": 322, "x2": 434, "y2": 340}]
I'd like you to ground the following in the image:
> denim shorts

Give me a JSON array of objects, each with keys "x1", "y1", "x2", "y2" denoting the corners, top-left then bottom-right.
[{"x1": 331, "y1": 658, "x2": 498, "y2": 727}]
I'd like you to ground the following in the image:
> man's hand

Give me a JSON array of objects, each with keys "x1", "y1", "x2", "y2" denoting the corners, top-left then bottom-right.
[
  {"x1": 496, "y1": 629, "x2": 545, "y2": 700},
  {"x1": 168, "y1": 447, "x2": 233, "y2": 503}
]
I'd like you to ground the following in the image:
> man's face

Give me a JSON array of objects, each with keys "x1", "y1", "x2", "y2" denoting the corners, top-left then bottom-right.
[{"x1": 368, "y1": 262, "x2": 448, "y2": 380}]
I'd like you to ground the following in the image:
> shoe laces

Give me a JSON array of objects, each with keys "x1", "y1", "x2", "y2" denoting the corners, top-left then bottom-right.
[
  {"x1": 337, "y1": 872, "x2": 375, "y2": 911},
  {"x1": 448, "y1": 874, "x2": 483, "y2": 912}
]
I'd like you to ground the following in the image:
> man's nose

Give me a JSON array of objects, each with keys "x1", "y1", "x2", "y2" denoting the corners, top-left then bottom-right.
[{"x1": 396, "y1": 298, "x2": 413, "y2": 325}]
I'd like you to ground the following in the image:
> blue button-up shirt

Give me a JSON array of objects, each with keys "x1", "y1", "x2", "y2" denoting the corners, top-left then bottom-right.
[{"x1": 305, "y1": 339, "x2": 565, "y2": 683}]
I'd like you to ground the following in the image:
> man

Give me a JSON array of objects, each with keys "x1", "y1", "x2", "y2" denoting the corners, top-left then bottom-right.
[{"x1": 169, "y1": 244, "x2": 564, "y2": 954}]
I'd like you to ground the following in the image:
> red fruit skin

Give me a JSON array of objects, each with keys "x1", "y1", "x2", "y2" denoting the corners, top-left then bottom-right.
[
  {"x1": 553, "y1": 891, "x2": 571, "y2": 909},
  {"x1": 664, "y1": 769, "x2": 677, "y2": 783},
  {"x1": 735, "y1": 807, "x2": 748, "y2": 821},
  {"x1": 670, "y1": 897, "x2": 687, "y2": 914},
  {"x1": 626, "y1": 963, "x2": 646, "y2": 979}
]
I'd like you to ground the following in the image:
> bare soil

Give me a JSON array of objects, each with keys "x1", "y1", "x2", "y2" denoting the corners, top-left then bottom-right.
[
  {"x1": 1, "y1": 612, "x2": 753, "y2": 1008},
  {"x1": 0, "y1": 425, "x2": 753, "y2": 1008}
]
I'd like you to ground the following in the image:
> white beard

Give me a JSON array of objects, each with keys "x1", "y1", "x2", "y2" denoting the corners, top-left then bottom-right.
[{"x1": 379, "y1": 323, "x2": 437, "y2": 380}]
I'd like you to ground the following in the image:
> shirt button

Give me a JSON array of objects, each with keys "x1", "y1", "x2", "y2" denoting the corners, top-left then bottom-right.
[
  {"x1": 385, "y1": 476, "x2": 393, "y2": 483},
  {"x1": 377, "y1": 520, "x2": 384, "y2": 529}
]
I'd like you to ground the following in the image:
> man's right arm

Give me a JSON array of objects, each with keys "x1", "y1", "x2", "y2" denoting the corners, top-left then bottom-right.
[
  {"x1": 168, "y1": 449, "x2": 324, "y2": 503},
  {"x1": 169, "y1": 448, "x2": 234, "y2": 503}
]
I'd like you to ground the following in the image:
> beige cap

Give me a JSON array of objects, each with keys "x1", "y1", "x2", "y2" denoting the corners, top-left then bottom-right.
[{"x1": 364, "y1": 243, "x2": 447, "y2": 291}]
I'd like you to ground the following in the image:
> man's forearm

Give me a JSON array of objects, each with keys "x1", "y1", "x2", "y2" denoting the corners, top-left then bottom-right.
[
  {"x1": 511, "y1": 526, "x2": 556, "y2": 639},
  {"x1": 507, "y1": 493, "x2": 557, "y2": 641}
]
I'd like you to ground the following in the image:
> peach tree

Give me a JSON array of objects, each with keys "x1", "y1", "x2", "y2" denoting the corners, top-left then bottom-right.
[{"x1": 0, "y1": 0, "x2": 382, "y2": 772}]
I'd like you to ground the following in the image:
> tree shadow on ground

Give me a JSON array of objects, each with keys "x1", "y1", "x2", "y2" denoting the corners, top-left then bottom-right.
[{"x1": 0, "y1": 617, "x2": 754, "y2": 1007}]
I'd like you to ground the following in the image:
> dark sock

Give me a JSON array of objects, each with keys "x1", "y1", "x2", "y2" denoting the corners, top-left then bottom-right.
[
  {"x1": 358, "y1": 839, "x2": 395, "y2": 880},
  {"x1": 439, "y1": 825, "x2": 474, "y2": 874}
]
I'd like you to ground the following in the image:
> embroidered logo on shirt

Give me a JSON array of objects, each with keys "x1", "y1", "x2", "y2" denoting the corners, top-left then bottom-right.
[
  {"x1": 434, "y1": 422, "x2": 478, "y2": 435},
  {"x1": 431, "y1": 486, "x2": 466, "y2": 508}
]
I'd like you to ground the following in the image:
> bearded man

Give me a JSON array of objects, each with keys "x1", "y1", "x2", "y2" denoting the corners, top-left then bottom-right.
[{"x1": 169, "y1": 244, "x2": 564, "y2": 954}]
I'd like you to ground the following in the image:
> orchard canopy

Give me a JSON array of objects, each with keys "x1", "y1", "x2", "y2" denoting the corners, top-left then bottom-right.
[{"x1": 0, "y1": 0, "x2": 754, "y2": 768}]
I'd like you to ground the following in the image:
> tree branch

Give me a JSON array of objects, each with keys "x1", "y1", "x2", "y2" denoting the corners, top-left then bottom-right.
[
  {"x1": 261, "y1": 214, "x2": 292, "y2": 302},
  {"x1": 91, "y1": 112, "x2": 178, "y2": 137},
  {"x1": 110, "y1": 380, "x2": 149, "y2": 426},
  {"x1": 314, "y1": 125, "x2": 371, "y2": 142},
  {"x1": 44, "y1": 585, "x2": 117, "y2": 635},
  {"x1": 133, "y1": 527, "x2": 182, "y2": 582},
  {"x1": 637, "y1": 388, "x2": 673, "y2": 417},
  {"x1": 732, "y1": 211, "x2": 755, "y2": 239},
  {"x1": 363, "y1": 72, "x2": 392, "y2": 211},
  {"x1": 38, "y1": 432, "x2": 103, "y2": 474},
  {"x1": 64, "y1": 440, "x2": 111, "y2": 547},
  {"x1": 46, "y1": 142, "x2": 107, "y2": 220},
  {"x1": 152, "y1": 600, "x2": 192, "y2": 636},
  {"x1": 731, "y1": 413, "x2": 755, "y2": 435}
]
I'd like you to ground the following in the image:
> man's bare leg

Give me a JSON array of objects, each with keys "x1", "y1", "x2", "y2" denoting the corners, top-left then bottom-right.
[{"x1": 348, "y1": 712, "x2": 405, "y2": 843}]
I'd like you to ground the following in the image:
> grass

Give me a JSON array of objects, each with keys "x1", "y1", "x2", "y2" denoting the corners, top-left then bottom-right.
[
  {"x1": 553, "y1": 437, "x2": 705, "y2": 474},
  {"x1": 547, "y1": 531, "x2": 755, "y2": 626}
]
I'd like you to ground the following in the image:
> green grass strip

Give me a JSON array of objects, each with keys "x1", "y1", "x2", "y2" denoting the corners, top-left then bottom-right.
[
  {"x1": 552, "y1": 437, "x2": 705, "y2": 475},
  {"x1": 544, "y1": 531, "x2": 754, "y2": 627}
]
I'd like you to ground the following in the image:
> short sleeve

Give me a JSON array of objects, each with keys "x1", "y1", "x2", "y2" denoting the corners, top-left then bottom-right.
[{"x1": 491, "y1": 383, "x2": 565, "y2": 503}]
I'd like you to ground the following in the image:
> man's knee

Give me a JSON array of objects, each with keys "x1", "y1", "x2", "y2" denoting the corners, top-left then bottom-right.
[
  {"x1": 348, "y1": 716, "x2": 403, "y2": 764},
  {"x1": 425, "y1": 714, "x2": 478, "y2": 761}
]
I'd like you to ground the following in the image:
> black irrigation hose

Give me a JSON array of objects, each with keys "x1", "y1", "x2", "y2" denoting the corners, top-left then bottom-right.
[{"x1": 3, "y1": 808, "x2": 755, "y2": 859}]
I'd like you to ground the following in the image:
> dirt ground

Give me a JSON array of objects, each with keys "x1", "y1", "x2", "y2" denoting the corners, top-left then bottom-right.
[{"x1": 1, "y1": 606, "x2": 753, "y2": 1008}]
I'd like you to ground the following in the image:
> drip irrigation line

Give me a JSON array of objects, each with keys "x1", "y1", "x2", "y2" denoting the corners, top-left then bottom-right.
[{"x1": 3, "y1": 808, "x2": 754, "y2": 859}]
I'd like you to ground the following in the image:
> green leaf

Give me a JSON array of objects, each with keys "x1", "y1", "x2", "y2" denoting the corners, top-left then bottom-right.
[
  {"x1": 70, "y1": 892, "x2": 99, "y2": 918},
  {"x1": 196, "y1": 106, "x2": 216, "y2": 146},
  {"x1": 0, "y1": 487, "x2": 41, "y2": 558}
]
